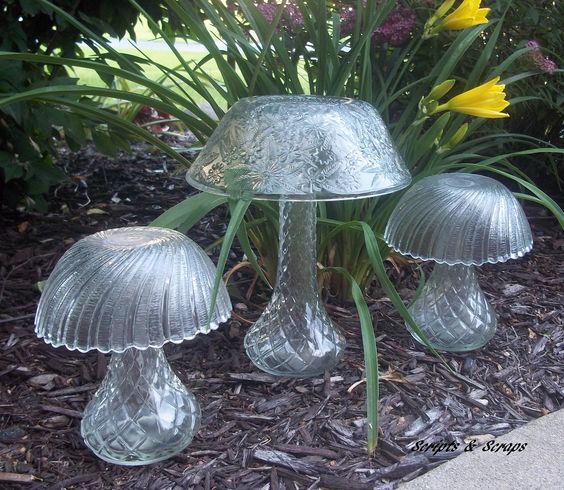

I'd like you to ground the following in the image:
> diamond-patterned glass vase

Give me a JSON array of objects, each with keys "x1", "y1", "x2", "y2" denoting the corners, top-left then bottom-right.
[
  {"x1": 244, "y1": 201, "x2": 345, "y2": 377},
  {"x1": 408, "y1": 264, "x2": 497, "y2": 352},
  {"x1": 81, "y1": 348, "x2": 200, "y2": 465}
]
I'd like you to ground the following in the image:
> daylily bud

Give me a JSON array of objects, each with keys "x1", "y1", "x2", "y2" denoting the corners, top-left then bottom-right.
[
  {"x1": 424, "y1": 0, "x2": 455, "y2": 33},
  {"x1": 437, "y1": 123, "x2": 469, "y2": 153},
  {"x1": 429, "y1": 79, "x2": 456, "y2": 100},
  {"x1": 433, "y1": 0, "x2": 456, "y2": 23},
  {"x1": 449, "y1": 123, "x2": 469, "y2": 146}
]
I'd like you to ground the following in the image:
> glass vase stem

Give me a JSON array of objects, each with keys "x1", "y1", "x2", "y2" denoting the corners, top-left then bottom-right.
[
  {"x1": 244, "y1": 201, "x2": 345, "y2": 377},
  {"x1": 408, "y1": 263, "x2": 497, "y2": 352},
  {"x1": 81, "y1": 347, "x2": 200, "y2": 465}
]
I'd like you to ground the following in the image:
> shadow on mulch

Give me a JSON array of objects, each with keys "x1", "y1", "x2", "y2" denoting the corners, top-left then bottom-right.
[{"x1": 0, "y1": 144, "x2": 562, "y2": 489}]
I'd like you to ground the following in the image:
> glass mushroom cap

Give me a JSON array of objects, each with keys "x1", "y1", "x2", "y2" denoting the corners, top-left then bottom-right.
[
  {"x1": 35, "y1": 226, "x2": 232, "y2": 353},
  {"x1": 384, "y1": 173, "x2": 533, "y2": 266},
  {"x1": 186, "y1": 95, "x2": 411, "y2": 201}
]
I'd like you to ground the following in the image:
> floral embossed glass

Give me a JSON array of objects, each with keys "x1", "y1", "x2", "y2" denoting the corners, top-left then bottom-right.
[
  {"x1": 187, "y1": 95, "x2": 410, "y2": 377},
  {"x1": 35, "y1": 227, "x2": 232, "y2": 465},
  {"x1": 385, "y1": 173, "x2": 533, "y2": 352}
]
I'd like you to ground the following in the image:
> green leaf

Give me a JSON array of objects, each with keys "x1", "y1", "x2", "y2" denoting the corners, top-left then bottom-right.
[
  {"x1": 207, "y1": 199, "x2": 252, "y2": 329},
  {"x1": 321, "y1": 266, "x2": 379, "y2": 454},
  {"x1": 0, "y1": 151, "x2": 24, "y2": 181},
  {"x1": 230, "y1": 201, "x2": 271, "y2": 287},
  {"x1": 358, "y1": 221, "x2": 446, "y2": 361},
  {"x1": 91, "y1": 128, "x2": 117, "y2": 156},
  {"x1": 150, "y1": 192, "x2": 228, "y2": 232}
]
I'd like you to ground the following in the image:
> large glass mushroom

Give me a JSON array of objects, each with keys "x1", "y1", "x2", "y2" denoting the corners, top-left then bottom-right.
[
  {"x1": 384, "y1": 173, "x2": 533, "y2": 352},
  {"x1": 187, "y1": 96, "x2": 410, "y2": 377},
  {"x1": 35, "y1": 227, "x2": 232, "y2": 465}
]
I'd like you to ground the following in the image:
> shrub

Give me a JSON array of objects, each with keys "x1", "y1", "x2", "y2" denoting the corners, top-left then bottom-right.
[{"x1": 0, "y1": 0, "x2": 169, "y2": 208}]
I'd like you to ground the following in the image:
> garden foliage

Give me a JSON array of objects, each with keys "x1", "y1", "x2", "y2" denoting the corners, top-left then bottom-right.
[{"x1": 0, "y1": 0, "x2": 173, "y2": 208}]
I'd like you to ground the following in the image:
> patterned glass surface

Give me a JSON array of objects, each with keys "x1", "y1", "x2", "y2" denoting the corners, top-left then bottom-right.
[
  {"x1": 244, "y1": 201, "x2": 345, "y2": 377},
  {"x1": 186, "y1": 95, "x2": 411, "y2": 201},
  {"x1": 81, "y1": 348, "x2": 200, "y2": 465},
  {"x1": 408, "y1": 264, "x2": 497, "y2": 352},
  {"x1": 35, "y1": 226, "x2": 232, "y2": 353},
  {"x1": 384, "y1": 173, "x2": 533, "y2": 265}
]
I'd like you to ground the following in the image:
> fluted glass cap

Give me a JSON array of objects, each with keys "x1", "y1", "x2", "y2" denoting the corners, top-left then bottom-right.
[
  {"x1": 186, "y1": 95, "x2": 411, "y2": 201},
  {"x1": 35, "y1": 227, "x2": 232, "y2": 353},
  {"x1": 384, "y1": 173, "x2": 533, "y2": 266}
]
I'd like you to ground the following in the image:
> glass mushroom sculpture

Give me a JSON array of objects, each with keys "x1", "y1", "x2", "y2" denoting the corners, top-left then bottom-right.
[
  {"x1": 384, "y1": 173, "x2": 533, "y2": 352},
  {"x1": 35, "y1": 227, "x2": 232, "y2": 465},
  {"x1": 187, "y1": 95, "x2": 411, "y2": 377}
]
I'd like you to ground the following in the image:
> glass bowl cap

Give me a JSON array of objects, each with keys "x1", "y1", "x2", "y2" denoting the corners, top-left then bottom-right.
[
  {"x1": 35, "y1": 227, "x2": 232, "y2": 353},
  {"x1": 186, "y1": 95, "x2": 411, "y2": 201},
  {"x1": 384, "y1": 173, "x2": 533, "y2": 266}
]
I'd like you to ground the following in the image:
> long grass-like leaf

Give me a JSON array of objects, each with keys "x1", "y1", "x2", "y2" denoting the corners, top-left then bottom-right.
[
  {"x1": 321, "y1": 266, "x2": 379, "y2": 454},
  {"x1": 208, "y1": 199, "x2": 252, "y2": 328},
  {"x1": 150, "y1": 192, "x2": 228, "y2": 231}
]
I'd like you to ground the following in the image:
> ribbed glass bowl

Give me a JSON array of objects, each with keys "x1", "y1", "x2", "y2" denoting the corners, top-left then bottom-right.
[
  {"x1": 35, "y1": 226, "x2": 232, "y2": 353},
  {"x1": 384, "y1": 173, "x2": 533, "y2": 265}
]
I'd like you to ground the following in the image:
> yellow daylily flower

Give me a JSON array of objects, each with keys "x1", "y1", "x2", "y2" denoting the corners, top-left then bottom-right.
[
  {"x1": 423, "y1": 0, "x2": 490, "y2": 38},
  {"x1": 435, "y1": 77, "x2": 510, "y2": 118},
  {"x1": 442, "y1": 0, "x2": 490, "y2": 30}
]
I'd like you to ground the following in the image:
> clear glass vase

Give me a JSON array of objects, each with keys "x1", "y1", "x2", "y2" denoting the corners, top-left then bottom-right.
[
  {"x1": 244, "y1": 201, "x2": 345, "y2": 377},
  {"x1": 407, "y1": 263, "x2": 497, "y2": 352},
  {"x1": 81, "y1": 347, "x2": 200, "y2": 465}
]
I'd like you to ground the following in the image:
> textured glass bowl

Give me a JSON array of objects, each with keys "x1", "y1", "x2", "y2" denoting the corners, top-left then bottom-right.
[
  {"x1": 384, "y1": 173, "x2": 533, "y2": 266},
  {"x1": 35, "y1": 226, "x2": 232, "y2": 353},
  {"x1": 186, "y1": 95, "x2": 410, "y2": 201}
]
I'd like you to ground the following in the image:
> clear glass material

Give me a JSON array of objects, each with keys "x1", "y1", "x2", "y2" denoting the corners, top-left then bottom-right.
[
  {"x1": 384, "y1": 173, "x2": 533, "y2": 266},
  {"x1": 81, "y1": 347, "x2": 200, "y2": 465},
  {"x1": 244, "y1": 201, "x2": 345, "y2": 377},
  {"x1": 186, "y1": 95, "x2": 411, "y2": 201},
  {"x1": 35, "y1": 227, "x2": 232, "y2": 353},
  {"x1": 407, "y1": 264, "x2": 497, "y2": 352}
]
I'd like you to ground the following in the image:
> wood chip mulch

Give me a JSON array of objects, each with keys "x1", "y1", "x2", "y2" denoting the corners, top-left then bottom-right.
[{"x1": 0, "y1": 144, "x2": 562, "y2": 489}]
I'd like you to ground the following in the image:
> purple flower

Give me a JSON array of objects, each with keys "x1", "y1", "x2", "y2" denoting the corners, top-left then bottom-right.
[
  {"x1": 526, "y1": 40, "x2": 557, "y2": 75},
  {"x1": 339, "y1": 6, "x2": 356, "y2": 37},
  {"x1": 256, "y1": 1, "x2": 304, "y2": 33},
  {"x1": 339, "y1": 1, "x2": 416, "y2": 46},
  {"x1": 256, "y1": 3, "x2": 278, "y2": 24},
  {"x1": 374, "y1": 3, "x2": 417, "y2": 46}
]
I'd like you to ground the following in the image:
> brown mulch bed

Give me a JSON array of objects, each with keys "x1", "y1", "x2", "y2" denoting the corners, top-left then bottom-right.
[{"x1": 1, "y1": 144, "x2": 563, "y2": 489}]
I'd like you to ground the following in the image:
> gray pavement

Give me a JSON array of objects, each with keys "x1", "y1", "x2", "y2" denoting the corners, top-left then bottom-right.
[{"x1": 399, "y1": 409, "x2": 564, "y2": 490}]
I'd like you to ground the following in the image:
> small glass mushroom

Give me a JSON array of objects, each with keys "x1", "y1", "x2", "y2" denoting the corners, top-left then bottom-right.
[
  {"x1": 187, "y1": 96, "x2": 410, "y2": 377},
  {"x1": 384, "y1": 173, "x2": 533, "y2": 352},
  {"x1": 35, "y1": 227, "x2": 232, "y2": 465}
]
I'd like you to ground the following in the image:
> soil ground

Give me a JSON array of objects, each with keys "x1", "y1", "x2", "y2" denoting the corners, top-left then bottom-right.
[{"x1": 1, "y1": 144, "x2": 562, "y2": 489}]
